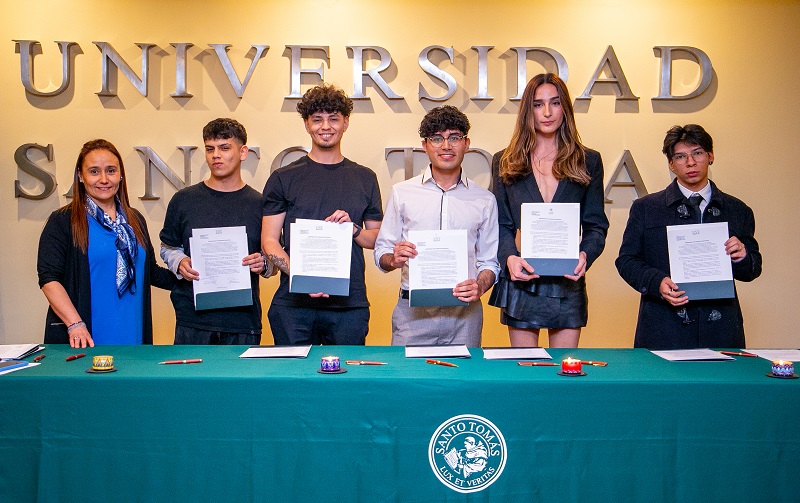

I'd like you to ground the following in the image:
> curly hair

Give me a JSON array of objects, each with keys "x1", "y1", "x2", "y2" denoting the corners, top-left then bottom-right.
[
  {"x1": 202, "y1": 118, "x2": 247, "y2": 144},
  {"x1": 296, "y1": 84, "x2": 353, "y2": 119},
  {"x1": 418, "y1": 105, "x2": 471, "y2": 138}
]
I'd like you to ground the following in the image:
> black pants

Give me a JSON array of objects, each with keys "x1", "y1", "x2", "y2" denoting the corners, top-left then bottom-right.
[
  {"x1": 267, "y1": 304, "x2": 369, "y2": 345},
  {"x1": 174, "y1": 325, "x2": 260, "y2": 345}
]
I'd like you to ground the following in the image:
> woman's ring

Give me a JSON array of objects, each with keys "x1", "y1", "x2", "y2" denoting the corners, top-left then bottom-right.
[{"x1": 73, "y1": 336, "x2": 79, "y2": 341}]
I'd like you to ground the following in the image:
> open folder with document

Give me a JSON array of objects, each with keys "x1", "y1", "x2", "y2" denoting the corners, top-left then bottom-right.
[
  {"x1": 289, "y1": 219, "x2": 352, "y2": 296},
  {"x1": 667, "y1": 222, "x2": 734, "y2": 300},
  {"x1": 520, "y1": 203, "x2": 580, "y2": 276},
  {"x1": 407, "y1": 229, "x2": 468, "y2": 307},
  {"x1": 190, "y1": 226, "x2": 253, "y2": 310}
]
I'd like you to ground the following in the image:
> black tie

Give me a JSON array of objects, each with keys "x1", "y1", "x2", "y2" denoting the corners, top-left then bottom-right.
[{"x1": 686, "y1": 193, "x2": 703, "y2": 223}]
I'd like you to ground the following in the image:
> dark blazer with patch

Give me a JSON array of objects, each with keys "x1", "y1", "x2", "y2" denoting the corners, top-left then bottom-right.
[{"x1": 616, "y1": 179, "x2": 761, "y2": 349}]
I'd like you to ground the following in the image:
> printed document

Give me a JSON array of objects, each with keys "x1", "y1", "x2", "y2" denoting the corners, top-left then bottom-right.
[
  {"x1": 667, "y1": 222, "x2": 734, "y2": 299},
  {"x1": 520, "y1": 203, "x2": 580, "y2": 276},
  {"x1": 407, "y1": 229, "x2": 468, "y2": 307},
  {"x1": 289, "y1": 219, "x2": 352, "y2": 296},
  {"x1": 190, "y1": 226, "x2": 252, "y2": 310}
]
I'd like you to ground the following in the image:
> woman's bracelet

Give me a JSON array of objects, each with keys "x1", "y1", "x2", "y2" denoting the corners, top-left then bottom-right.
[{"x1": 67, "y1": 321, "x2": 86, "y2": 333}]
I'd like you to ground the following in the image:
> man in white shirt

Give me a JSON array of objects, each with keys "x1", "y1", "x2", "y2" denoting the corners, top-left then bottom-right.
[{"x1": 374, "y1": 106, "x2": 500, "y2": 347}]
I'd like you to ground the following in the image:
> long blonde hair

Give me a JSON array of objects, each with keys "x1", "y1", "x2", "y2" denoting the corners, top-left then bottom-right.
[{"x1": 498, "y1": 73, "x2": 590, "y2": 186}]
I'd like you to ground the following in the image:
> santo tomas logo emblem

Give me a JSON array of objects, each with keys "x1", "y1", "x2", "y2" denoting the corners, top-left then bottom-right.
[{"x1": 428, "y1": 414, "x2": 507, "y2": 493}]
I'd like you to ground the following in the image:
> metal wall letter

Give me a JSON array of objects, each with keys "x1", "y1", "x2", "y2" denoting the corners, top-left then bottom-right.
[
  {"x1": 471, "y1": 46, "x2": 494, "y2": 100},
  {"x1": 511, "y1": 47, "x2": 569, "y2": 100},
  {"x1": 209, "y1": 44, "x2": 269, "y2": 99},
  {"x1": 385, "y1": 147, "x2": 423, "y2": 181},
  {"x1": 135, "y1": 146, "x2": 196, "y2": 200},
  {"x1": 347, "y1": 46, "x2": 403, "y2": 100},
  {"x1": 94, "y1": 42, "x2": 155, "y2": 97},
  {"x1": 652, "y1": 46, "x2": 713, "y2": 100},
  {"x1": 15, "y1": 40, "x2": 78, "y2": 97},
  {"x1": 577, "y1": 46, "x2": 638, "y2": 101},
  {"x1": 285, "y1": 46, "x2": 330, "y2": 98},
  {"x1": 170, "y1": 43, "x2": 194, "y2": 98},
  {"x1": 603, "y1": 150, "x2": 647, "y2": 203},
  {"x1": 418, "y1": 46, "x2": 457, "y2": 101},
  {"x1": 14, "y1": 143, "x2": 57, "y2": 200},
  {"x1": 270, "y1": 147, "x2": 309, "y2": 174},
  {"x1": 468, "y1": 147, "x2": 495, "y2": 191}
]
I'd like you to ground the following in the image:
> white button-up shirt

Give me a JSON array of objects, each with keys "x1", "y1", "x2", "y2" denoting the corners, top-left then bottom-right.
[
  {"x1": 676, "y1": 180, "x2": 712, "y2": 216},
  {"x1": 374, "y1": 166, "x2": 500, "y2": 290}
]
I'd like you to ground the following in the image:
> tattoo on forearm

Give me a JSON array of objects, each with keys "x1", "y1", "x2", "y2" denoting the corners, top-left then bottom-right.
[{"x1": 268, "y1": 254, "x2": 289, "y2": 274}]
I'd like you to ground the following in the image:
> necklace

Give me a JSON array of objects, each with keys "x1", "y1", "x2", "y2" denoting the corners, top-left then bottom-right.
[{"x1": 532, "y1": 147, "x2": 557, "y2": 173}]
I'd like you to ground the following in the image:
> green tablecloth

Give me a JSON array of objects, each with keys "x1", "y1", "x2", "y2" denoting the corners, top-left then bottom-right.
[{"x1": 1, "y1": 345, "x2": 798, "y2": 502}]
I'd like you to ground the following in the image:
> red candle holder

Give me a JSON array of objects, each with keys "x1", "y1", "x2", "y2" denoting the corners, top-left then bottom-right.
[
  {"x1": 561, "y1": 357, "x2": 582, "y2": 374},
  {"x1": 558, "y1": 357, "x2": 585, "y2": 376}
]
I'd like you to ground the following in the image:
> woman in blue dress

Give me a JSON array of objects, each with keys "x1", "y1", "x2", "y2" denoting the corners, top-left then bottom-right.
[
  {"x1": 38, "y1": 139, "x2": 174, "y2": 348},
  {"x1": 489, "y1": 74, "x2": 608, "y2": 348}
]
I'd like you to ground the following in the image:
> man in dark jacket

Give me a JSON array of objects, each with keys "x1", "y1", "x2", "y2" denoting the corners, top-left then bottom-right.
[{"x1": 616, "y1": 124, "x2": 761, "y2": 349}]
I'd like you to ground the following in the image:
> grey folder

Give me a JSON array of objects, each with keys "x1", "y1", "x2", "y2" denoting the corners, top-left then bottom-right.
[
  {"x1": 678, "y1": 279, "x2": 735, "y2": 300},
  {"x1": 409, "y1": 288, "x2": 468, "y2": 307},
  {"x1": 290, "y1": 276, "x2": 350, "y2": 296},
  {"x1": 195, "y1": 289, "x2": 253, "y2": 311},
  {"x1": 522, "y1": 257, "x2": 578, "y2": 277}
]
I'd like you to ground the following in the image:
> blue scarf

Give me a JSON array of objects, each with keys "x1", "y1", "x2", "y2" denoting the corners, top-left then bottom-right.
[{"x1": 85, "y1": 197, "x2": 138, "y2": 296}]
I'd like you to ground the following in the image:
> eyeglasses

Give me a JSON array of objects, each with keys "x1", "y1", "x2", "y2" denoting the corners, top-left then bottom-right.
[
  {"x1": 671, "y1": 149, "x2": 708, "y2": 164},
  {"x1": 426, "y1": 134, "x2": 467, "y2": 147}
]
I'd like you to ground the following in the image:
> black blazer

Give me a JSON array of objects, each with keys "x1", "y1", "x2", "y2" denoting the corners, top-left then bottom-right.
[
  {"x1": 492, "y1": 148, "x2": 609, "y2": 290},
  {"x1": 616, "y1": 179, "x2": 761, "y2": 349}
]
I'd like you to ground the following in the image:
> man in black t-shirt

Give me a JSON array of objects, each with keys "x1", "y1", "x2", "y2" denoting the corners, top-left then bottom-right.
[
  {"x1": 160, "y1": 118, "x2": 272, "y2": 345},
  {"x1": 262, "y1": 84, "x2": 383, "y2": 345}
]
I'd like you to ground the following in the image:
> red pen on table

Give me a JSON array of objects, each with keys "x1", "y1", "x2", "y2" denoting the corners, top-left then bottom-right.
[
  {"x1": 426, "y1": 359, "x2": 458, "y2": 368},
  {"x1": 65, "y1": 353, "x2": 86, "y2": 362},
  {"x1": 33, "y1": 354, "x2": 46, "y2": 363},
  {"x1": 517, "y1": 361, "x2": 558, "y2": 367},
  {"x1": 159, "y1": 359, "x2": 203, "y2": 365},
  {"x1": 719, "y1": 351, "x2": 757, "y2": 358},
  {"x1": 580, "y1": 360, "x2": 608, "y2": 367}
]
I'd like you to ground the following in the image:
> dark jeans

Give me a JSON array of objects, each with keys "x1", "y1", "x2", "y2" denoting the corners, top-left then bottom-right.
[
  {"x1": 174, "y1": 325, "x2": 260, "y2": 345},
  {"x1": 267, "y1": 304, "x2": 369, "y2": 345}
]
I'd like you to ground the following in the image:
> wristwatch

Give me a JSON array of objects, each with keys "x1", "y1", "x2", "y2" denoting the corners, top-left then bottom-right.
[
  {"x1": 259, "y1": 254, "x2": 274, "y2": 278},
  {"x1": 352, "y1": 223, "x2": 362, "y2": 239}
]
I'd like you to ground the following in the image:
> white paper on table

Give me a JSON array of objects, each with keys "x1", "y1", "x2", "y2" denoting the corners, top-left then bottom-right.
[
  {"x1": 0, "y1": 344, "x2": 43, "y2": 359},
  {"x1": 748, "y1": 349, "x2": 800, "y2": 361},
  {"x1": 405, "y1": 345, "x2": 471, "y2": 358},
  {"x1": 289, "y1": 219, "x2": 352, "y2": 290},
  {"x1": 190, "y1": 226, "x2": 251, "y2": 306},
  {"x1": 482, "y1": 347, "x2": 552, "y2": 360},
  {"x1": 650, "y1": 348, "x2": 734, "y2": 361},
  {"x1": 239, "y1": 345, "x2": 312, "y2": 358},
  {"x1": 408, "y1": 229, "x2": 468, "y2": 290},
  {"x1": 667, "y1": 222, "x2": 732, "y2": 284},
  {"x1": 520, "y1": 203, "x2": 580, "y2": 259},
  {"x1": 0, "y1": 362, "x2": 40, "y2": 376}
]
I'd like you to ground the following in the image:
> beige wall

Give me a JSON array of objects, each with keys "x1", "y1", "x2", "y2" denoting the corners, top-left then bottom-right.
[{"x1": 2, "y1": 0, "x2": 798, "y2": 347}]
